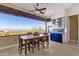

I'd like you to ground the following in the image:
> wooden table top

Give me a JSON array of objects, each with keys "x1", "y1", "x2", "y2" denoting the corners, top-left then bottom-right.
[{"x1": 20, "y1": 34, "x2": 48, "y2": 40}]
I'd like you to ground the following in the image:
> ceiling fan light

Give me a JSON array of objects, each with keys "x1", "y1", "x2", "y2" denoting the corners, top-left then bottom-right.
[{"x1": 35, "y1": 11, "x2": 39, "y2": 14}]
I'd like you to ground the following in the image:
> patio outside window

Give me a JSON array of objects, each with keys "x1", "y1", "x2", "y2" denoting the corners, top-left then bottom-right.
[{"x1": 0, "y1": 13, "x2": 45, "y2": 36}]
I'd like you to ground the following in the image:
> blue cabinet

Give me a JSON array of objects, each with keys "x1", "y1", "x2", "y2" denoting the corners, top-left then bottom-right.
[{"x1": 50, "y1": 33, "x2": 62, "y2": 43}]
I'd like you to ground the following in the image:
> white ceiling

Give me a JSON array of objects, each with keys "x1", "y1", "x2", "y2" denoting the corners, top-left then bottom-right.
[
  {"x1": 0, "y1": 3, "x2": 72, "y2": 19},
  {"x1": 14, "y1": 3, "x2": 72, "y2": 18}
]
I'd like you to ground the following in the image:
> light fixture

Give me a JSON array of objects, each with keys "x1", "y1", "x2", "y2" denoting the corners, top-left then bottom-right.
[{"x1": 34, "y1": 11, "x2": 39, "y2": 14}]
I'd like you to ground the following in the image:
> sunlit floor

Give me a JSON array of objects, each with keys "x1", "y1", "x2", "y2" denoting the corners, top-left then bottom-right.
[{"x1": 0, "y1": 41, "x2": 79, "y2": 56}]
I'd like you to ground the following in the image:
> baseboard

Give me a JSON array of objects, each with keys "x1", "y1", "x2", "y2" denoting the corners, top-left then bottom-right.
[
  {"x1": 69, "y1": 40, "x2": 78, "y2": 43},
  {"x1": 0, "y1": 44, "x2": 18, "y2": 50}
]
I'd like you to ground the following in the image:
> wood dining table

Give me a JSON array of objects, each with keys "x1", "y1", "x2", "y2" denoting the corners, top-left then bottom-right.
[{"x1": 20, "y1": 33, "x2": 49, "y2": 55}]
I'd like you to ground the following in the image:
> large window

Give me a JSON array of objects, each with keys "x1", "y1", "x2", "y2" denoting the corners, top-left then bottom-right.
[{"x1": 0, "y1": 13, "x2": 45, "y2": 36}]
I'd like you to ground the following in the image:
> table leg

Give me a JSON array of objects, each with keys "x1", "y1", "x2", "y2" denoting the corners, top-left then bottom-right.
[{"x1": 25, "y1": 40, "x2": 27, "y2": 55}]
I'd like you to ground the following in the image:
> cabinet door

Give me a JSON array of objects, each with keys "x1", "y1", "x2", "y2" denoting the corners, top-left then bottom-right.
[
  {"x1": 50, "y1": 33, "x2": 55, "y2": 41},
  {"x1": 55, "y1": 33, "x2": 62, "y2": 43},
  {"x1": 50, "y1": 33, "x2": 62, "y2": 43}
]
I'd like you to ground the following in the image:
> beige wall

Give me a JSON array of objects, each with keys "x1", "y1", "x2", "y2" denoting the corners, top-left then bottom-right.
[{"x1": 0, "y1": 35, "x2": 18, "y2": 48}]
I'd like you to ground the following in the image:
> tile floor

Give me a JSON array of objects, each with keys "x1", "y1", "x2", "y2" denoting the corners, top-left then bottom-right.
[{"x1": 0, "y1": 41, "x2": 79, "y2": 56}]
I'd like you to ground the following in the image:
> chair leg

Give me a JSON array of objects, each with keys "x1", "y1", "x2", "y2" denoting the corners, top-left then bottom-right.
[
  {"x1": 25, "y1": 41, "x2": 27, "y2": 55},
  {"x1": 28, "y1": 44, "x2": 30, "y2": 51},
  {"x1": 32, "y1": 46, "x2": 34, "y2": 53},
  {"x1": 25, "y1": 45, "x2": 27, "y2": 55},
  {"x1": 47, "y1": 40, "x2": 49, "y2": 48},
  {"x1": 42, "y1": 42, "x2": 45, "y2": 48},
  {"x1": 18, "y1": 43, "x2": 20, "y2": 51},
  {"x1": 37, "y1": 43, "x2": 40, "y2": 51},
  {"x1": 20, "y1": 45, "x2": 22, "y2": 55}
]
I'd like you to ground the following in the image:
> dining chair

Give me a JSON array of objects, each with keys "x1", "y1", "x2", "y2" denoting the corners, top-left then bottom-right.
[
  {"x1": 30, "y1": 32, "x2": 40, "y2": 53},
  {"x1": 40, "y1": 32, "x2": 49, "y2": 48},
  {"x1": 26, "y1": 32, "x2": 33, "y2": 51},
  {"x1": 18, "y1": 34, "x2": 27, "y2": 55},
  {"x1": 33, "y1": 32, "x2": 40, "y2": 50}
]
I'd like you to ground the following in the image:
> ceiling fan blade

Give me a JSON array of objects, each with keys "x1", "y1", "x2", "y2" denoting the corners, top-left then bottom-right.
[
  {"x1": 39, "y1": 8, "x2": 46, "y2": 10},
  {"x1": 39, "y1": 11, "x2": 44, "y2": 14},
  {"x1": 27, "y1": 10, "x2": 36, "y2": 12}
]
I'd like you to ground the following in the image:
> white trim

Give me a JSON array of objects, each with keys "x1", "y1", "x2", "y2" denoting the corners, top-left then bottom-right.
[
  {"x1": 0, "y1": 44, "x2": 18, "y2": 50},
  {"x1": 78, "y1": 14, "x2": 79, "y2": 45},
  {"x1": 67, "y1": 17, "x2": 70, "y2": 42}
]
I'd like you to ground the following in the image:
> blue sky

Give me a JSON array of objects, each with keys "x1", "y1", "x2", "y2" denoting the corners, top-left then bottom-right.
[{"x1": 0, "y1": 13, "x2": 45, "y2": 30}]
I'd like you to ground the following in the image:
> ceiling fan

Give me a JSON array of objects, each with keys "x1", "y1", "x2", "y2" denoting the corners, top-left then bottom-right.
[{"x1": 27, "y1": 3, "x2": 46, "y2": 14}]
